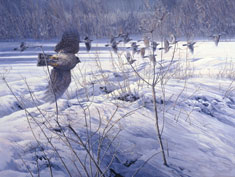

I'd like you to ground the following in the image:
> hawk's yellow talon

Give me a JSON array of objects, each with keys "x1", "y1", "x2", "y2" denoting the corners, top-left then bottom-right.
[
  {"x1": 50, "y1": 55, "x2": 59, "y2": 60},
  {"x1": 50, "y1": 63, "x2": 58, "y2": 67}
]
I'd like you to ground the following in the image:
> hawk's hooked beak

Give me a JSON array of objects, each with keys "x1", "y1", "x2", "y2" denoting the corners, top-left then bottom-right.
[{"x1": 76, "y1": 57, "x2": 81, "y2": 63}]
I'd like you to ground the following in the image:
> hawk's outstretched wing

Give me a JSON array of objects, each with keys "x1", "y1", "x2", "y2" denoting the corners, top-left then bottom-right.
[{"x1": 55, "y1": 29, "x2": 80, "y2": 54}]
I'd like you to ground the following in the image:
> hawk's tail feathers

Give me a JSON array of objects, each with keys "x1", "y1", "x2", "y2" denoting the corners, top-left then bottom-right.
[{"x1": 42, "y1": 69, "x2": 71, "y2": 103}]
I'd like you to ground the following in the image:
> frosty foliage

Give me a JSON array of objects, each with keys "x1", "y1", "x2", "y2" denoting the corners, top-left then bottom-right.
[{"x1": 1, "y1": 0, "x2": 235, "y2": 39}]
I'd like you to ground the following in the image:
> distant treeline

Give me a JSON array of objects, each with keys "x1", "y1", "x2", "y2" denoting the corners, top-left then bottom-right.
[{"x1": 0, "y1": 0, "x2": 235, "y2": 39}]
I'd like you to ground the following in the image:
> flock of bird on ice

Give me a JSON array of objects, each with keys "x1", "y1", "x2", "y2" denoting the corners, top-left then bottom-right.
[
  {"x1": 14, "y1": 32, "x2": 222, "y2": 57},
  {"x1": 11, "y1": 31, "x2": 223, "y2": 102}
]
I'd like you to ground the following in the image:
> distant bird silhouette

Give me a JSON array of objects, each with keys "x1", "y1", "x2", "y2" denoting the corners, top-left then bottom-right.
[
  {"x1": 159, "y1": 39, "x2": 171, "y2": 53},
  {"x1": 121, "y1": 33, "x2": 132, "y2": 44},
  {"x1": 37, "y1": 29, "x2": 80, "y2": 102},
  {"x1": 149, "y1": 54, "x2": 157, "y2": 64},
  {"x1": 110, "y1": 35, "x2": 116, "y2": 44},
  {"x1": 105, "y1": 35, "x2": 121, "y2": 53},
  {"x1": 183, "y1": 41, "x2": 196, "y2": 54},
  {"x1": 14, "y1": 42, "x2": 28, "y2": 51},
  {"x1": 131, "y1": 42, "x2": 139, "y2": 56},
  {"x1": 143, "y1": 36, "x2": 150, "y2": 48},
  {"x1": 170, "y1": 34, "x2": 178, "y2": 44},
  {"x1": 110, "y1": 34, "x2": 121, "y2": 44},
  {"x1": 210, "y1": 34, "x2": 221, "y2": 46},
  {"x1": 151, "y1": 41, "x2": 159, "y2": 52},
  {"x1": 140, "y1": 47, "x2": 146, "y2": 58},
  {"x1": 84, "y1": 36, "x2": 92, "y2": 52},
  {"x1": 111, "y1": 40, "x2": 119, "y2": 54},
  {"x1": 125, "y1": 51, "x2": 131, "y2": 61},
  {"x1": 125, "y1": 51, "x2": 136, "y2": 64}
]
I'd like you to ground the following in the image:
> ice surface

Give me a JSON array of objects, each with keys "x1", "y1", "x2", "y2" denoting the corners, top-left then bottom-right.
[{"x1": 0, "y1": 39, "x2": 234, "y2": 177}]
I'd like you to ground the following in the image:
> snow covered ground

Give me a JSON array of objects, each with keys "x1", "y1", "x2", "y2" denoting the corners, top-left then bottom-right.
[{"x1": 0, "y1": 38, "x2": 234, "y2": 177}]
